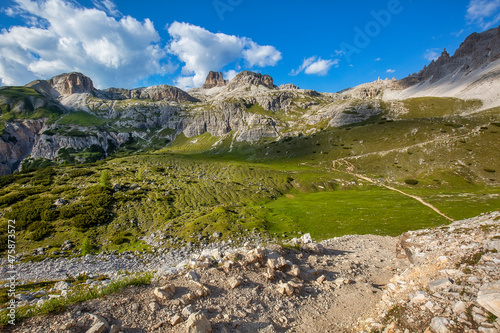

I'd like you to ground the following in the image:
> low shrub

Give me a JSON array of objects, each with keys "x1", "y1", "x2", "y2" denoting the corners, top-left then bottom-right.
[
  {"x1": 404, "y1": 179, "x2": 419, "y2": 185},
  {"x1": 86, "y1": 186, "x2": 113, "y2": 208},
  {"x1": 73, "y1": 208, "x2": 110, "y2": 229},
  {"x1": 0, "y1": 192, "x2": 26, "y2": 207},
  {"x1": 59, "y1": 205, "x2": 89, "y2": 219},
  {"x1": 42, "y1": 209, "x2": 59, "y2": 221},
  {"x1": 4, "y1": 197, "x2": 53, "y2": 229},
  {"x1": 28, "y1": 221, "x2": 52, "y2": 241},
  {"x1": 0, "y1": 234, "x2": 7, "y2": 252},
  {"x1": 110, "y1": 235, "x2": 129, "y2": 245},
  {"x1": 69, "y1": 169, "x2": 94, "y2": 178}
]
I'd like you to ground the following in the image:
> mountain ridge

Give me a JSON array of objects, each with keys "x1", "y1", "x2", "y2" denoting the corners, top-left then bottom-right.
[{"x1": 0, "y1": 26, "x2": 499, "y2": 175}]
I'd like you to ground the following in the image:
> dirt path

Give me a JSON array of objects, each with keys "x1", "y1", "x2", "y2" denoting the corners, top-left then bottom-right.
[
  {"x1": 332, "y1": 160, "x2": 455, "y2": 222},
  {"x1": 7, "y1": 235, "x2": 406, "y2": 333}
]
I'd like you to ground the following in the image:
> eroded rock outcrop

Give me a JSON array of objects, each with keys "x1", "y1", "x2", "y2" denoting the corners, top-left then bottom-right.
[
  {"x1": 227, "y1": 71, "x2": 275, "y2": 90},
  {"x1": 102, "y1": 85, "x2": 199, "y2": 103},
  {"x1": 0, "y1": 119, "x2": 45, "y2": 175},
  {"x1": 202, "y1": 71, "x2": 228, "y2": 89}
]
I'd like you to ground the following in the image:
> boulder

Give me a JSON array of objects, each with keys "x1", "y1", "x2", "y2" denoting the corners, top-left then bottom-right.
[
  {"x1": 186, "y1": 312, "x2": 212, "y2": 333},
  {"x1": 277, "y1": 281, "x2": 302, "y2": 296},
  {"x1": 185, "y1": 271, "x2": 201, "y2": 282},
  {"x1": 227, "y1": 277, "x2": 241, "y2": 289},
  {"x1": 486, "y1": 240, "x2": 500, "y2": 252},
  {"x1": 299, "y1": 233, "x2": 313, "y2": 244},
  {"x1": 153, "y1": 284, "x2": 176, "y2": 300},
  {"x1": 149, "y1": 301, "x2": 160, "y2": 312},
  {"x1": 85, "y1": 322, "x2": 106, "y2": 333},
  {"x1": 478, "y1": 281, "x2": 500, "y2": 317},
  {"x1": 54, "y1": 281, "x2": 70, "y2": 291},
  {"x1": 289, "y1": 265, "x2": 300, "y2": 277},
  {"x1": 429, "y1": 317, "x2": 450, "y2": 333},
  {"x1": 169, "y1": 314, "x2": 183, "y2": 326},
  {"x1": 182, "y1": 305, "x2": 194, "y2": 317}
]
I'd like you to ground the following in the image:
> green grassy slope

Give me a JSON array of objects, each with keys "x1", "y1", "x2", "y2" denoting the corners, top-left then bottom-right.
[{"x1": 0, "y1": 96, "x2": 498, "y2": 256}]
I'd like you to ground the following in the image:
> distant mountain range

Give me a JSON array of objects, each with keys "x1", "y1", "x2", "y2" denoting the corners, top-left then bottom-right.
[{"x1": 0, "y1": 25, "x2": 499, "y2": 175}]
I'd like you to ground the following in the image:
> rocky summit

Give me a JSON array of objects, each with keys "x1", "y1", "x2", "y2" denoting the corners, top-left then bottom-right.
[
  {"x1": 202, "y1": 72, "x2": 228, "y2": 89},
  {"x1": 1, "y1": 27, "x2": 500, "y2": 175}
]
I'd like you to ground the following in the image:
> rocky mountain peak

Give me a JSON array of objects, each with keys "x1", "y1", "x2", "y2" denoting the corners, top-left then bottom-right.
[
  {"x1": 279, "y1": 83, "x2": 300, "y2": 90},
  {"x1": 400, "y1": 25, "x2": 500, "y2": 87},
  {"x1": 227, "y1": 71, "x2": 275, "y2": 90},
  {"x1": 202, "y1": 71, "x2": 228, "y2": 89},
  {"x1": 437, "y1": 48, "x2": 450, "y2": 63},
  {"x1": 49, "y1": 72, "x2": 95, "y2": 96}
]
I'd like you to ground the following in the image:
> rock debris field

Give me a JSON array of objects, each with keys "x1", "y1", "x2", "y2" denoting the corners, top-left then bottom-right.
[{"x1": 2, "y1": 211, "x2": 500, "y2": 333}]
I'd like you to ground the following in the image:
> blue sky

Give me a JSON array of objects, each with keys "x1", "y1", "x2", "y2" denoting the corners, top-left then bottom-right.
[{"x1": 1, "y1": 0, "x2": 500, "y2": 92}]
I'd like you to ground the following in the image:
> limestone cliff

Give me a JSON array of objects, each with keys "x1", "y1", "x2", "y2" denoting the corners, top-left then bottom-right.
[
  {"x1": 0, "y1": 119, "x2": 45, "y2": 174},
  {"x1": 101, "y1": 85, "x2": 199, "y2": 103}
]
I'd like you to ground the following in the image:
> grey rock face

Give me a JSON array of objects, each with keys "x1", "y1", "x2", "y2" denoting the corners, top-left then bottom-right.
[
  {"x1": 26, "y1": 72, "x2": 94, "y2": 98},
  {"x1": 0, "y1": 119, "x2": 45, "y2": 175},
  {"x1": 31, "y1": 132, "x2": 129, "y2": 161},
  {"x1": 227, "y1": 71, "x2": 275, "y2": 90},
  {"x1": 101, "y1": 85, "x2": 199, "y2": 103}
]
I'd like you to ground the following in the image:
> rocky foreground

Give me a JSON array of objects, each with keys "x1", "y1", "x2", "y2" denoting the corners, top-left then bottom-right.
[{"x1": 3, "y1": 212, "x2": 500, "y2": 333}]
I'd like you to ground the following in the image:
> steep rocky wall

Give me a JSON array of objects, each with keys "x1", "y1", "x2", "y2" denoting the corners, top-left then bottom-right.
[
  {"x1": 0, "y1": 119, "x2": 45, "y2": 175},
  {"x1": 31, "y1": 132, "x2": 130, "y2": 161}
]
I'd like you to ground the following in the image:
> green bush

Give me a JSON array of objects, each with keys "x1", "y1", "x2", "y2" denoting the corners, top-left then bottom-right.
[
  {"x1": 28, "y1": 221, "x2": 52, "y2": 241},
  {"x1": 86, "y1": 186, "x2": 113, "y2": 208},
  {"x1": 99, "y1": 171, "x2": 111, "y2": 188},
  {"x1": 0, "y1": 174, "x2": 16, "y2": 188},
  {"x1": 0, "y1": 192, "x2": 26, "y2": 207},
  {"x1": 26, "y1": 159, "x2": 57, "y2": 172},
  {"x1": 404, "y1": 179, "x2": 419, "y2": 185},
  {"x1": 59, "y1": 205, "x2": 89, "y2": 219},
  {"x1": 42, "y1": 209, "x2": 59, "y2": 221},
  {"x1": 69, "y1": 169, "x2": 94, "y2": 178},
  {"x1": 110, "y1": 235, "x2": 129, "y2": 245},
  {"x1": 81, "y1": 237, "x2": 93, "y2": 255},
  {"x1": 73, "y1": 208, "x2": 110, "y2": 229},
  {"x1": 4, "y1": 197, "x2": 53, "y2": 228},
  {"x1": 484, "y1": 168, "x2": 496, "y2": 173},
  {"x1": 0, "y1": 234, "x2": 7, "y2": 252}
]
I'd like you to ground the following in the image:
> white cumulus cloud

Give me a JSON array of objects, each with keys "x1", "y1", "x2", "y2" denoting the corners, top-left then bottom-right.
[
  {"x1": 466, "y1": 0, "x2": 500, "y2": 30},
  {"x1": 290, "y1": 56, "x2": 338, "y2": 76},
  {"x1": 0, "y1": 0, "x2": 172, "y2": 88},
  {"x1": 386, "y1": 69, "x2": 396, "y2": 73},
  {"x1": 91, "y1": 0, "x2": 120, "y2": 17},
  {"x1": 224, "y1": 70, "x2": 239, "y2": 81},
  {"x1": 167, "y1": 22, "x2": 282, "y2": 89},
  {"x1": 424, "y1": 48, "x2": 441, "y2": 62}
]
